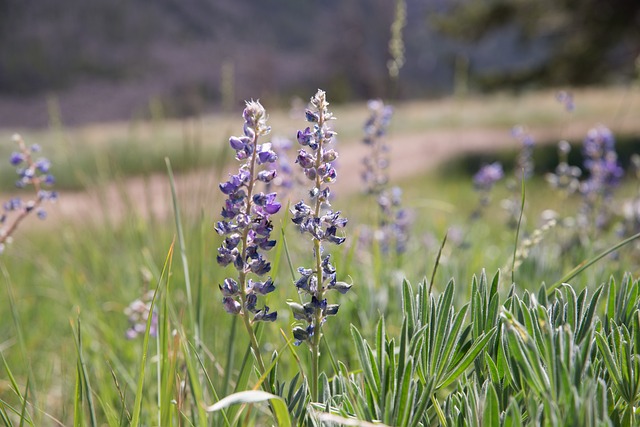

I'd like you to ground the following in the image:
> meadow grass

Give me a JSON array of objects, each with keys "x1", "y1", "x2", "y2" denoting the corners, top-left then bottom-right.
[{"x1": 1, "y1": 86, "x2": 640, "y2": 425}]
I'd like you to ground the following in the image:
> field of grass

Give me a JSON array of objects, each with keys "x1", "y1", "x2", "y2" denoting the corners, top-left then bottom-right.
[{"x1": 1, "y1": 86, "x2": 640, "y2": 426}]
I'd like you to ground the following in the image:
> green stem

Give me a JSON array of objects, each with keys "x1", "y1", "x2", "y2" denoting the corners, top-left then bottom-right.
[
  {"x1": 310, "y1": 100, "x2": 326, "y2": 403},
  {"x1": 235, "y1": 124, "x2": 272, "y2": 392},
  {"x1": 311, "y1": 239, "x2": 322, "y2": 402}
]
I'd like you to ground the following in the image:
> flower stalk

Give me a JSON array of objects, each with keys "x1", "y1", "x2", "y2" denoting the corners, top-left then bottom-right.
[
  {"x1": 290, "y1": 90, "x2": 350, "y2": 402},
  {"x1": 1, "y1": 134, "x2": 56, "y2": 253},
  {"x1": 216, "y1": 101, "x2": 280, "y2": 391}
]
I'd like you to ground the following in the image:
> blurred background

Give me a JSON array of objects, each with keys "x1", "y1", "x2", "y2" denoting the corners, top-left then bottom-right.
[{"x1": 0, "y1": 0, "x2": 638, "y2": 128}]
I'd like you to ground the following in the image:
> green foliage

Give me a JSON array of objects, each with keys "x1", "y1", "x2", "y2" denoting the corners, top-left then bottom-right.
[{"x1": 434, "y1": 0, "x2": 640, "y2": 87}]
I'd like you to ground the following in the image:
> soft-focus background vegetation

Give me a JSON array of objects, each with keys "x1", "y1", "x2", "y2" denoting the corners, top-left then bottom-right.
[{"x1": 1, "y1": 1, "x2": 640, "y2": 425}]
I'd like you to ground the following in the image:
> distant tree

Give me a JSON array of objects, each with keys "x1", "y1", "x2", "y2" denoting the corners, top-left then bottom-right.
[{"x1": 433, "y1": 0, "x2": 640, "y2": 87}]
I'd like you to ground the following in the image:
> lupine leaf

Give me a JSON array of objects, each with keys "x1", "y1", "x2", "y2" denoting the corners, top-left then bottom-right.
[
  {"x1": 350, "y1": 325, "x2": 380, "y2": 403},
  {"x1": 483, "y1": 382, "x2": 500, "y2": 427},
  {"x1": 205, "y1": 390, "x2": 291, "y2": 427},
  {"x1": 435, "y1": 304, "x2": 469, "y2": 380},
  {"x1": 595, "y1": 332, "x2": 624, "y2": 391},
  {"x1": 402, "y1": 279, "x2": 416, "y2": 336},
  {"x1": 576, "y1": 285, "x2": 603, "y2": 344},
  {"x1": 437, "y1": 327, "x2": 497, "y2": 390},
  {"x1": 395, "y1": 356, "x2": 413, "y2": 425}
]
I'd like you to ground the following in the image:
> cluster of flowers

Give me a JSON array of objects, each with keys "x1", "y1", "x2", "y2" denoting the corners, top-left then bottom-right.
[
  {"x1": 618, "y1": 155, "x2": 640, "y2": 239},
  {"x1": 511, "y1": 125, "x2": 535, "y2": 181},
  {"x1": 361, "y1": 100, "x2": 411, "y2": 253},
  {"x1": 578, "y1": 125, "x2": 624, "y2": 230},
  {"x1": 1, "y1": 134, "x2": 56, "y2": 253},
  {"x1": 215, "y1": 101, "x2": 281, "y2": 323},
  {"x1": 264, "y1": 137, "x2": 296, "y2": 197},
  {"x1": 546, "y1": 140, "x2": 582, "y2": 195},
  {"x1": 581, "y1": 125, "x2": 624, "y2": 196},
  {"x1": 124, "y1": 289, "x2": 158, "y2": 339},
  {"x1": 556, "y1": 90, "x2": 575, "y2": 112},
  {"x1": 289, "y1": 90, "x2": 350, "y2": 345},
  {"x1": 472, "y1": 162, "x2": 504, "y2": 218},
  {"x1": 362, "y1": 100, "x2": 393, "y2": 192}
]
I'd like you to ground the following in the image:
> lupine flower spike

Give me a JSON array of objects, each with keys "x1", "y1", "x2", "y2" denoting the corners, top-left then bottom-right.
[
  {"x1": 361, "y1": 99, "x2": 412, "y2": 254},
  {"x1": 501, "y1": 126, "x2": 535, "y2": 227},
  {"x1": 1, "y1": 134, "x2": 57, "y2": 253},
  {"x1": 546, "y1": 140, "x2": 581, "y2": 195},
  {"x1": 471, "y1": 162, "x2": 503, "y2": 219},
  {"x1": 578, "y1": 125, "x2": 623, "y2": 231},
  {"x1": 289, "y1": 89, "x2": 349, "y2": 401},
  {"x1": 215, "y1": 100, "x2": 280, "y2": 384},
  {"x1": 125, "y1": 290, "x2": 158, "y2": 339}
]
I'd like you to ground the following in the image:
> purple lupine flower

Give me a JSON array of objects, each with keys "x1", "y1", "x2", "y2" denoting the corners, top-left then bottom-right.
[
  {"x1": 359, "y1": 99, "x2": 412, "y2": 254},
  {"x1": 577, "y1": 125, "x2": 623, "y2": 231},
  {"x1": 556, "y1": 91, "x2": 575, "y2": 112},
  {"x1": 253, "y1": 306, "x2": 277, "y2": 322},
  {"x1": 265, "y1": 137, "x2": 296, "y2": 196},
  {"x1": 471, "y1": 162, "x2": 504, "y2": 219},
  {"x1": 1, "y1": 134, "x2": 56, "y2": 252},
  {"x1": 34, "y1": 158, "x2": 51, "y2": 173},
  {"x1": 223, "y1": 297, "x2": 242, "y2": 314},
  {"x1": 9, "y1": 152, "x2": 23, "y2": 166},
  {"x1": 256, "y1": 143, "x2": 277, "y2": 165},
  {"x1": 124, "y1": 291, "x2": 158, "y2": 339},
  {"x1": 582, "y1": 125, "x2": 622, "y2": 193},
  {"x1": 289, "y1": 90, "x2": 349, "y2": 348},
  {"x1": 216, "y1": 100, "x2": 279, "y2": 323},
  {"x1": 473, "y1": 162, "x2": 504, "y2": 190}
]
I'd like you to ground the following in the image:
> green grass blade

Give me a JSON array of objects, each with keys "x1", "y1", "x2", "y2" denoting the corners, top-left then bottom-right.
[
  {"x1": 428, "y1": 231, "x2": 447, "y2": 295},
  {"x1": 71, "y1": 317, "x2": 97, "y2": 427},
  {"x1": 180, "y1": 334, "x2": 208, "y2": 426},
  {"x1": 0, "y1": 353, "x2": 31, "y2": 425},
  {"x1": 0, "y1": 402, "x2": 13, "y2": 427},
  {"x1": 511, "y1": 175, "x2": 526, "y2": 285},
  {"x1": 280, "y1": 225, "x2": 297, "y2": 282},
  {"x1": 548, "y1": 231, "x2": 640, "y2": 294},
  {"x1": 17, "y1": 379, "x2": 29, "y2": 427},
  {"x1": 130, "y1": 241, "x2": 174, "y2": 427},
  {"x1": 73, "y1": 356, "x2": 83, "y2": 427},
  {"x1": 165, "y1": 158, "x2": 199, "y2": 345},
  {"x1": 205, "y1": 391, "x2": 291, "y2": 427},
  {"x1": 189, "y1": 342, "x2": 230, "y2": 427},
  {"x1": 222, "y1": 316, "x2": 238, "y2": 399}
]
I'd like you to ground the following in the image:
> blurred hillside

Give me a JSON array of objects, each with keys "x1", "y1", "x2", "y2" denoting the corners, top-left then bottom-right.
[{"x1": 0, "y1": 0, "x2": 638, "y2": 127}]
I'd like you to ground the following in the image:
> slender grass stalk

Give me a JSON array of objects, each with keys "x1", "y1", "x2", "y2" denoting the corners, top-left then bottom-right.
[
  {"x1": 130, "y1": 240, "x2": 174, "y2": 427},
  {"x1": 71, "y1": 317, "x2": 97, "y2": 427},
  {"x1": 428, "y1": 231, "x2": 448, "y2": 295},
  {"x1": 548, "y1": 230, "x2": 640, "y2": 293},
  {"x1": 221, "y1": 316, "x2": 238, "y2": 398},
  {"x1": 511, "y1": 174, "x2": 526, "y2": 285},
  {"x1": 165, "y1": 158, "x2": 200, "y2": 347},
  {"x1": 0, "y1": 263, "x2": 36, "y2": 423}
]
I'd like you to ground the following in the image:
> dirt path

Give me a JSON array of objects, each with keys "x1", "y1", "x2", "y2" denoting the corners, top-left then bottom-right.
[{"x1": 42, "y1": 120, "x2": 640, "y2": 226}]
